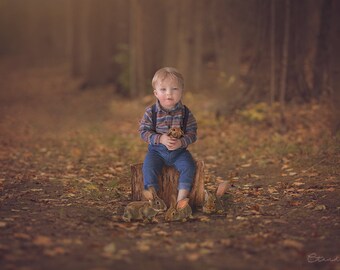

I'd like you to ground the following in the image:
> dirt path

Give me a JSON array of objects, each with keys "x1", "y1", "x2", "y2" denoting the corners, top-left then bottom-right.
[{"x1": 0, "y1": 59, "x2": 339, "y2": 270}]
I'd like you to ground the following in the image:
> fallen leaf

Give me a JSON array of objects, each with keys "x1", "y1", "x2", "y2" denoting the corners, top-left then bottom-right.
[
  {"x1": 290, "y1": 201, "x2": 302, "y2": 206},
  {"x1": 220, "y1": 239, "x2": 232, "y2": 247},
  {"x1": 186, "y1": 253, "x2": 200, "y2": 261},
  {"x1": 155, "y1": 230, "x2": 169, "y2": 237},
  {"x1": 33, "y1": 236, "x2": 52, "y2": 246},
  {"x1": 0, "y1": 222, "x2": 7, "y2": 228},
  {"x1": 173, "y1": 231, "x2": 183, "y2": 236},
  {"x1": 136, "y1": 241, "x2": 151, "y2": 252},
  {"x1": 292, "y1": 181, "x2": 305, "y2": 187},
  {"x1": 197, "y1": 216, "x2": 211, "y2": 222},
  {"x1": 241, "y1": 163, "x2": 251, "y2": 168},
  {"x1": 282, "y1": 239, "x2": 304, "y2": 250},
  {"x1": 44, "y1": 247, "x2": 66, "y2": 256},
  {"x1": 281, "y1": 164, "x2": 290, "y2": 170},
  {"x1": 30, "y1": 188, "x2": 43, "y2": 192},
  {"x1": 14, "y1": 233, "x2": 31, "y2": 240},
  {"x1": 304, "y1": 202, "x2": 316, "y2": 209},
  {"x1": 180, "y1": 242, "x2": 198, "y2": 250},
  {"x1": 84, "y1": 184, "x2": 99, "y2": 191},
  {"x1": 200, "y1": 240, "x2": 215, "y2": 249},
  {"x1": 305, "y1": 172, "x2": 319, "y2": 177},
  {"x1": 268, "y1": 187, "x2": 278, "y2": 194},
  {"x1": 314, "y1": 205, "x2": 326, "y2": 211},
  {"x1": 103, "y1": 243, "x2": 116, "y2": 255},
  {"x1": 141, "y1": 232, "x2": 153, "y2": 238}
]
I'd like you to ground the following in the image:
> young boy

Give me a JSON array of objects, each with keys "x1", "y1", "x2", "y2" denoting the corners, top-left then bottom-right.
[{"x1": 139, "y1": 67, "x2": 197, "y2": 202}]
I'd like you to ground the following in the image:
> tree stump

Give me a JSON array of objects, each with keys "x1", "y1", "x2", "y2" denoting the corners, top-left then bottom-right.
[{"x1": 130, "y1": 160, "x2": 205, "y2": 208}]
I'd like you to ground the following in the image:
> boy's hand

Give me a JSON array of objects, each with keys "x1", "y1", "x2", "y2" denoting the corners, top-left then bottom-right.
[{"x1": 160, "y1": 135, "x2": 182, "y2": 151}]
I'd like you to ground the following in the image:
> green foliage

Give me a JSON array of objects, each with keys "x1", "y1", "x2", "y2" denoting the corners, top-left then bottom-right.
[
  {"x1": 113, "y1": 43, "x2": 130, "y2": 93},
  {"x1": 238, "y1": 102, "x2": 279, "y2": 123}
]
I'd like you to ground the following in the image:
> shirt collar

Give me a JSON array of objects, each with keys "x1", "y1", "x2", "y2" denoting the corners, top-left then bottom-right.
[{"x1": 155, "y1": 99, "x2": 183, "y2": 113}]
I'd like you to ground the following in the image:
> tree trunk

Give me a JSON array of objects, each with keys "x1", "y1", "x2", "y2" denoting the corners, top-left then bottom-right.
[
  {"x1": 130, "y1": 161, "x2": 205, "y2": 208},
  {"x1": 330, "y1": 0, "x2": 340, "y2": 134},
  {"x1": 279, "y1": 0, "x2": 290, "y2": 132},
  {"x1": 83, "y1": 0, "x2": 112, "y2": 88},
  {"x1": 163, "y1": 1, "x2": 179, "y2": 67},
  {"x1": 129, "y1": 0, "x2": 145, "y2": 96},
  {"x1": 177, "y1": 0, "x2": 193, "y2": 89},
  {"x1": 209, "y1": 1, "x2": 224, "y2": 74},
  {"x1": 270, "y1": 0, "x2": 276, "y2": 106},
  {"x1": 71, "y1": 0, "x2": 90, "y2": 77},
  {"x1": 313, "y1": 0, "x2": 332, "y2": 98},
  {"x1": 192, "y1": 0, "x2": 204, "y2": 91}
]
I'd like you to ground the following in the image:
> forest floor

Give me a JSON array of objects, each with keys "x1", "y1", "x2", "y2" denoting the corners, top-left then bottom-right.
[{"x1": 0, "y1": 58, "x2": 339, "y2": 270}]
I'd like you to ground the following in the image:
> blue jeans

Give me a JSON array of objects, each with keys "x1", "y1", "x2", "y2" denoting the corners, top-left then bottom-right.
[{"x1": 142, "y1": 144, "x2": 196, "y2": 191}]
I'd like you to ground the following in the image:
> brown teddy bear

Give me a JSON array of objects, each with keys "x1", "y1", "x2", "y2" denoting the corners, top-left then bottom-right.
[{"x1": 167, "y1": 127, "x2": 184, "y2": 139}]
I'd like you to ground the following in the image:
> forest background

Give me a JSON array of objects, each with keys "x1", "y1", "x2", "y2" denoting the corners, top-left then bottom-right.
[
  {"x1": 1, "y1": 0, "x2": 340, "y2": 125},
  {"x1": 0, "y1": 1, "x2": 339, "y2": 270}
]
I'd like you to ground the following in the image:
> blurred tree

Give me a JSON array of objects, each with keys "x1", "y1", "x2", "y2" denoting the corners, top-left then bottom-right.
[
  {"x1": 177, "y1": 0, "x2": 194, "y2": 89},
  {"x1": 287, "y1": 0, "x2": 318, "y2": 101},
  {"x1": 71, "y1": 0, "x2": 90, "y2": 77},
  {"x1": 192, "y1": 0, "x2": 204, "y2": 91},
  {"x1": 0, "y1": 0, "x2": 69, "y2": 60},
  {"x1": 81, "y1": 0, "x2": 113, "y2": 88},
  {"x1": 129, "y1": 0, "x2": 145, "y2": 96},
  {"x1": 330, "y1": 0, "x2": 340, "y2": 134},
  {"x1": 270, "y1": 0, "x2": 276, "y2": 106},
  {"x1": 279, "y1": 0, "x2": 290, "y2": 132},
  {"x1": 163, "y1": 1, "x2": 179, "y2": 68},
  {"x1": 313, "y1": 0, "x2": 332, "y2": 98}
]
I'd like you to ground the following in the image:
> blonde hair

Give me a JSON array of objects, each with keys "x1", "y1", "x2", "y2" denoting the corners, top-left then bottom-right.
[{"x1": 152, "y1": 67, "x2": 184, "y2": 89}]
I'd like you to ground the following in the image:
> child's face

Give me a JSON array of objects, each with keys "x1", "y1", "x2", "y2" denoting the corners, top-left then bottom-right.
[{"x1": 154, "y1": 76, "x2": 183, "y2": 110}]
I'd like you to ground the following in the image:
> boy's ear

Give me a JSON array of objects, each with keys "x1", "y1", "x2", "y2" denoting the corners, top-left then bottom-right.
[
  {"x1": 216, "y1": 181, "x2": 228, "y2": 198},
  {"x1": 176, "y1": 198, "x2": 189, "y2": 210},
  {"x1": 142, "y1": 190, "x2": 154, "y2": 201}
]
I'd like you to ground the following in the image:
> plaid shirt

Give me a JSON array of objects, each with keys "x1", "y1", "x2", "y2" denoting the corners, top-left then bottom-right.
[{"x1": 139, "y1": 100, "x2": 197, "y2": 148}]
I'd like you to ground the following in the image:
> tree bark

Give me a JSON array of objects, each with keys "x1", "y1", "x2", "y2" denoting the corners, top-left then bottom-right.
[
  {"x1": 163, "y1": 1, "x2": 179, "y2": 68},
  {"x1": 313, "y1": 0, "x2": 332, "y2": 98},
  {"x1": 129, "y1": 0, "x2": 145, "y2": 96},
  {"x1": 177, "y1": 0, "x2": 193, "y2": 89},
  {"x1": 279, "y1": 0, "x2": 290, "y2": 132},
  {"x1": 130, "y1": 161, "x2": 205, "y2": 208},
  {"x1": 192, "y1": 0, "x2": 204, "y2": 91},
  {"x1": 270, "y1": 0, "x2": 276, "y2": 106},
  {"x1": 71, "y1": 0, "x2": 90, "y2": 77},
  {"x1": 82, "y1": 0, "x2": 112, "y2": 87},
  {"x1": 330, "y1": 0, "x2": 340, "y2": 134}
]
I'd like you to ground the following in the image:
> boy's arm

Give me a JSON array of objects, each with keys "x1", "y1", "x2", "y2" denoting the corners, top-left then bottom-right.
[
  {"x1": 139, "y1": 107, "x2": 162, "y2": 145},
  {"x1": 180, "y1": 110, "x2": 197, "y2": 148}
]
